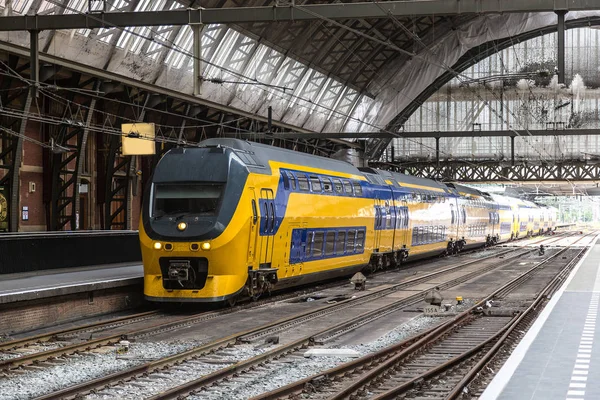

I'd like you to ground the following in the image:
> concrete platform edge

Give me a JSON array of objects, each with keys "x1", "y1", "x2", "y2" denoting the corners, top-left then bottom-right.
[
  {"x1": 0, "y1": 277, "x2": 143, "y2": 305},
  {"x1": 480, "y1": 236, "x2": 599, "y2": 400}
]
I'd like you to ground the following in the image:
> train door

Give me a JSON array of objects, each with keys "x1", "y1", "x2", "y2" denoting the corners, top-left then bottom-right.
[
  {"x1": 287, "y1": 223, "x2": 304, "y2": 277},
  {"x1": 400, "y1": 199, "x2": 410, "y2": 247},
  {"x1": 247, "y1": 188, "x2": 259, "y2": 265},
  {"x1": 259, "y1": 188, "x2": 276, "y2": 269},
  {"x1": 374, "y1": 198, "x2": 383, "y2": 251},
  {"x1": 450, "y1": 201, "x2": 459, "y2": 240}
]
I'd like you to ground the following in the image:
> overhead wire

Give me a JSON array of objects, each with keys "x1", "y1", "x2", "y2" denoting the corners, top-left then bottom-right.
[
  {"x1": 1, "y1": 0, "x2": 591, "y2": 194},
  {"x1": 27, "y1": 0, "x2": 421, "y2": 137},
  {"x1": 360, "y1": 0, "x2": 580, "y2": 194}
]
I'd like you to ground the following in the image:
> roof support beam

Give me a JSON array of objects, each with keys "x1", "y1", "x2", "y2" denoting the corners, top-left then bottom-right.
[
  {"x1": 192, "y1": 24, "x2": 202, "y2": 97},
  {"x1": 557, "y1": 10, "x2": 567, "y2": 84},
  {"x1": 224, "y1": 128, "x2": 600, "y2": 140},
  {"x1": 0, "y1": 40, "x2": 312, "y2": 134},
  {"x1": 2, "y1": 1, "x2": 600, "y2": 31}
]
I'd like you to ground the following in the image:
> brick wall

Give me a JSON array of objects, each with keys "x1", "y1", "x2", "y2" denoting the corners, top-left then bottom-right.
[
  {"x1": 0, "y1": 285, "x2": 144, "y2": 336},
  {"x1": 13, "y1": 101, "x2": 146, "y2": 232}
]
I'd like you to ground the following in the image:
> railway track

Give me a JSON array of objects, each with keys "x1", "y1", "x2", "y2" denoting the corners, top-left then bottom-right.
[
  {"x1": 33, "y1": 234, "x2": 574, "y2": 400},
  {"x1": 250, "y1": 232, "x2": 595, "y2": 400},
  {"x1": 1, "y1": 232, "x2": 551, "y2": 367}
]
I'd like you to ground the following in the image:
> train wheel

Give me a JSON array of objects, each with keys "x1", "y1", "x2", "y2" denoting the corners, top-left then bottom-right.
[{"x1": 227, "y1": 296, "x2": 238, "y2": 307}]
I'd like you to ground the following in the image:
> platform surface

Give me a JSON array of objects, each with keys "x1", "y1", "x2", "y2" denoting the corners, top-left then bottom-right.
[
  {"x1": 0, "y1": 263, "x2": 143, "y2": 304},
  {"x1": 481, "y1": 240, "x2": 600, "y2": 400}
]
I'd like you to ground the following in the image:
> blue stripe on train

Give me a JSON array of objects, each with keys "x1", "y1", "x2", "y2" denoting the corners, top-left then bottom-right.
[{"x1": 259, "y1": 168, "x2": 453, "y2": 237}]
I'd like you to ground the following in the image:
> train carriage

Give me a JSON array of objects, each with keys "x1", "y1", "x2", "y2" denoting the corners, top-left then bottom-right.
[
  {"x1": 140, "y1": 139, "x2": 550, "y2": 304},
  {"x1": 491, "y1": 194, "x2": 516, "y2": 242}
]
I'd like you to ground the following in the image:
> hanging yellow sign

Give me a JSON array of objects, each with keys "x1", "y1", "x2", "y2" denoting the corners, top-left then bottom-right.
[{"x1": 121, "y1": 123, "x2": 156, "y2": 155}]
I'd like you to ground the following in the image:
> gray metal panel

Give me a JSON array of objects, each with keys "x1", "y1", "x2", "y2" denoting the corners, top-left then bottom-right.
[
  {"x1": 226, "y1": 129, "x2": 600, "y2": 139},
  {"x1": 200, "y1": 138, "x2": 361, "y2": 176}
]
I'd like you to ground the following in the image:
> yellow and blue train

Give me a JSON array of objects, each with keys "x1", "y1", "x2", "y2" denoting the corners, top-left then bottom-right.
[{"x1": 140, "y1": 139, "x2": 557, "y2": 304}]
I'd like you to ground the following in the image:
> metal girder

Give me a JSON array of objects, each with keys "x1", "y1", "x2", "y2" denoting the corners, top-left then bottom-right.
[
  {"x1": 0, "y1": 40, "x2": 312, "y2": 134},
  {"x1": 371, "y1": 160, "x2": 600, "y2": 182},
  {"x1": 47, "y1": 77, "x2": 97, "y2": 231},
  {"x1": 223, "y1": 128, "x2": 600, "y2": 140},
  {"x1": 3, "y1": 1, "x2": 600, "y2": 31},
  {"x1": 97, "y1": 92, "x2": 147, "y2": 230},
  {"x1": 0, "y1": 57, "x2": 32, "y2": 232},
  {"x1": 367, "y1": 15, "x2": 600, "y2": 161}
]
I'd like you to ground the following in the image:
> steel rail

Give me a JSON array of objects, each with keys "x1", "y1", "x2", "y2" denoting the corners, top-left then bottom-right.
[
  {"x1": 250, "y1": 233, "x2": 593, "y2": 400},
  {"x1": 371, "y1": 249, "x2": 590, "y2": 400},
  {"x1": 34, "y1": 245, "x2": 531, "y2": 400},
  {"x1": 141, "y1": 247, "x2": 544, "y2": 400},
  {"x1": 0, "y1": 310, "x2": 159, "y2": 352},
  {"x1": 31, "y1": 234, "x2": 565, "y2": 399},
  {"x1": 446, "y1": 241, "x2": 594, "y2": 399},
  {"x1": 339, "y1": 233, "x2": 595, "y2": 400}
]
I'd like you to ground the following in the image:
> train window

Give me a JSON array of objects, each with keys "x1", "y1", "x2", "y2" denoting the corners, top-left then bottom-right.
[
  {"x1": 347, "y1": 230, "x2": 356, "y2": 251},
  {"x1": 286, "y1": 172, "x2": 297, "y2": 190},
  {"x1": 390, "y1": 207, "x2": 396, "y2": 229},
  {"x1": 154, "y1": 183, "x2": 223, "y2": 217},
  {"x1": 282, "y1": 173, "x2": 290, "y2": 190},
  {"x1": 333, "y1": 179, "x2": 343, "y2": 194},
  {"x1": 322, "y1": 178, "x2": 333, "y2": 193},
  {"x1": 462, "y1": 208, "x2": 467, "y2": 224},
  {"x1": 412, "y1": 228, "x2": 417, "y2": 245},
  {"x1": 386, "y1": 208, "x2": 393, "y2": 229},
  {"x1": 352, "y1": 182, "x2": 363, "y2": 196},
  {"x1": 270, "y1": 202, "x2": 276, "y2": 232},
  {"x1": 305, "y1": 231, "x2": 314, "y2": 258},
  {"x1": 309, "y1": 176, "x2": 322, "y2": 192},
  {"x1": 336, "y1": 231, "x2": 346, "y2": 254},
  {"x1": 356, "y1": 231, "x2": 365, "y2": 251},
  {"x1": 251, "y1": 200, "x2": 258, "y2": 224},
  {"x1": 297, "y1": 175, "x2": 310, "y2": 191},
  {"x1": 313, "y1": 232, "x2": 324, "y2": 257},
  {"x1": 451, "y1": 209, "x2": 455, "y2": 225},
  {"x1": 325, "y1": 232, "x2": 335, "y2": 256},
  {"x1": 343, "y1": 180, "x2": 353, "y2": 195},
  {"x1": 263, "y1": 203, "x2": 270, "y2": 231}
]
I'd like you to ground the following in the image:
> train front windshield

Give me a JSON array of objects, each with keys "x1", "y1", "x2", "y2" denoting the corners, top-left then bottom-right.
[{"x1": 153, "y1": 183, "x2": 224, "y2": 218}]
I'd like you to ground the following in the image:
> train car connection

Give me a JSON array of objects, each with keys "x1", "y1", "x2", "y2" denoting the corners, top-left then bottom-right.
[{"x1": 140, "y1": 139, "x2": 554, "y2": 304}]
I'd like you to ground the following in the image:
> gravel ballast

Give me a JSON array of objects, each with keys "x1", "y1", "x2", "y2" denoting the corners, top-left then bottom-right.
[
  {"x1": 0, "y1": 340, "x2": 203, "y2": 400},
  {"x1": 190, "y1": 314, "x2": 445, "y2": 400}
]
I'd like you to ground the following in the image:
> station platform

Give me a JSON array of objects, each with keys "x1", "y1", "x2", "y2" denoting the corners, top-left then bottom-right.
[
  {"x1": 481, "y1": 238, "x2": 600, "y2": 400},
  {"x1": 0, "y1": 263, "x2": 143, "y2": 304}
]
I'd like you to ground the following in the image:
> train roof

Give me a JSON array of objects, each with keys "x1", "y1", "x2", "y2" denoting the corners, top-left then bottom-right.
[
  {"x1": 199, "y1": 138, "x2": 362, "y2": 176},
  {"x1": 359, "y1": 167, "x2": 450, "y2": 194},
  {"x1": 445, "y1": 183, "x2": 493, "y2": 200}
]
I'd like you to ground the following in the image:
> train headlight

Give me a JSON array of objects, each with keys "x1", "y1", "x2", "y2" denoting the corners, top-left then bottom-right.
[
  {"x1": 153, "y1": 242, "x2": 162, "y2": 250},
  {"x1": 201, "y1": 242, "x2": 211, "y2": 251},
  {"x1": 177, "y1": 222, "x2": 187, "y2": 231}
]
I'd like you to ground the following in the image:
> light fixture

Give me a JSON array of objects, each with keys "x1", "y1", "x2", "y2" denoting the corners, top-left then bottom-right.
[
  {"x1": 201, "y1": 242, "x2": 211, "y2": 251},
  {"x1": 177, "y1": 222, "x2": 187, "y2": 231},
  {"x1": 153, "y1": 242, "x2": 162, "y2": 250}
]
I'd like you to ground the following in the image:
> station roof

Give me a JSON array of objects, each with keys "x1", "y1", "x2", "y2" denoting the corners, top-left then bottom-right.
[{"x1": 1, "y1": 2, "x2": 600, "y2": 158}]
